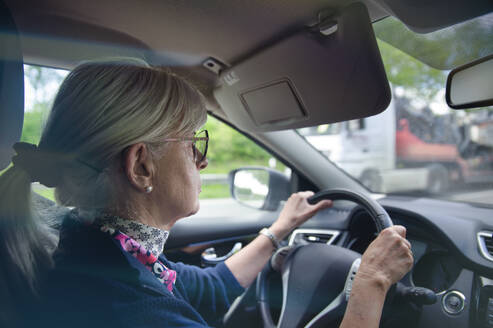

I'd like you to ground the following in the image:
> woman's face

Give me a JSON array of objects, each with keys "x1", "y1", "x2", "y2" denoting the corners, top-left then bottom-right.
[{"x1": 152, "y1": 137, "x2": 208, "y2": 225}]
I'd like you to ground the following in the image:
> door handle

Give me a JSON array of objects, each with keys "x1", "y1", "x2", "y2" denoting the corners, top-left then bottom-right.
[{"x1": 201, "y1": 242, "x2": 242, "y2": 266}]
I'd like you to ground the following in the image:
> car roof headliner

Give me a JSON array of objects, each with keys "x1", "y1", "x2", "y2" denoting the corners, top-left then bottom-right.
[
  {"x1": 4, "y1": 0, "x2": 491, "y2": 117},
  {"x1": 6, "y1": 0, "x2": 389, "y2": 68},
  {"x1": 6, "y1": 0, "x2": 490, "y2": 66}
]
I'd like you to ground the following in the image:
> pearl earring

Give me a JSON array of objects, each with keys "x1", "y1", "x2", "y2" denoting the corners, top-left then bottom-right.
[{"x1": 145, "y1": 186, "x2": 153, "y2": 193}]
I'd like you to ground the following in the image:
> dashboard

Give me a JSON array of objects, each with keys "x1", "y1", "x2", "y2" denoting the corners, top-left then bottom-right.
[
  {"x1": 287, "y1": 196, "x2": 493, "y2": 328},
  {"x1": 169, "y1": 194, "x2": 493, "y2": 328}
]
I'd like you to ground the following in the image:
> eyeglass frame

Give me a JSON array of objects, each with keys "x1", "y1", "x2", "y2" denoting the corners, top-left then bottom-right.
[{"x1": 162, "y1": 130, "x2": 209, "y2": 163}]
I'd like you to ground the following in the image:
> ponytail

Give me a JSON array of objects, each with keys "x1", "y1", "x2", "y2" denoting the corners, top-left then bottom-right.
[{"x1": 0, "y1": 165, "x2": 57, "y2": 293}]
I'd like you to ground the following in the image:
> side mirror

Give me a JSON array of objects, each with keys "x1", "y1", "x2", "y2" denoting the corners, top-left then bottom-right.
[
  {"x1": 446, "y1": 54, "x2": 493, "y2": 109},
  {"x1": 228, "y1": 167, "x2": 290, "y2": 211}
]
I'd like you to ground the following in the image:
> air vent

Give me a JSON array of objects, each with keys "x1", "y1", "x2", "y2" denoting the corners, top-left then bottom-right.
[
  {"x1": 289, "y1": 229, "x2": 340, "y2": 246},
  {"x1": 477, "y1": 231, "x2": 493, "y2": 262}
]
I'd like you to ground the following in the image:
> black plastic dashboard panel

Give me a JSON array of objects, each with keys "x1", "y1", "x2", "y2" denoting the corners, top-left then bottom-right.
[
  {"x1": 412, "y1": 251, "x2": 462, "y2": 294},
  {"x1": 170, "y1": 196, "x2": 493, "y2": 278},
  {"x1": 303, "y1": 196, "x2": 493, "y2": 276},
  {"x1": 380, "y1": 196, "x2": 493, "y2": 277}
]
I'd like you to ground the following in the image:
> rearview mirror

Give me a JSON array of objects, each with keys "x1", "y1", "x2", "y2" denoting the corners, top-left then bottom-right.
[
  {"x1": 228, "y1": 167, "x2": 290, "y2": 211},
  {"x1": 446, "y1": 54, "x2": 493, "y2": 109}
]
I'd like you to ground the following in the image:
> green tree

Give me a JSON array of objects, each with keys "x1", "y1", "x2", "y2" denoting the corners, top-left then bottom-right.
[
  {"x1": 374, "y1": 15, "x2": 493, "y2": 102},
  {"x1": 375, "y1": 16, "x2": 493, "y2": 70},
  {"x1": 377, "y1": 40, "x2": 447, "y2": 101},
  {"x1": 25, "y1": 65, "x2": 65, "y2": 104},
  {"x1": 20, "y1": 65, "x2": 66, "y2": 144},
  {"x1": 20, "y1": 107, "x2": 45, "y2": 144},
  {"x1": 204, "y1": 116, "x2": 270, "y2": 166}
]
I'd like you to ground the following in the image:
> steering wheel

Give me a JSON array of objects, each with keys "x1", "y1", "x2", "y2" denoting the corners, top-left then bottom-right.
[{"x1": 257, "y1": 189, "x2": 393, "y2": 328}]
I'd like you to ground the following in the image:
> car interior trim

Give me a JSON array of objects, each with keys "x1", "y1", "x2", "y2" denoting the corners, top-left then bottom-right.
[
  {"x1": 288, "y1": 228, "x2": 341, "y2": 246},
  {"x1": 477, "y1": 231, "x2": 493, "y2": 262},
  {"x1": 180, "y1": 233, "x2": 257, "y2": 249},
  {"x1": 305, "y1": 258, "x2": 362, "y2": 328},
  {"x1": 441, "y1": 290, "x2": 466, "y2": 315}
]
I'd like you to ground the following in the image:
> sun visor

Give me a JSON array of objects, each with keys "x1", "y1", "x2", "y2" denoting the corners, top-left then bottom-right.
[{"x1": 214, "y1": 3, "x2": 390, "y2": 132}]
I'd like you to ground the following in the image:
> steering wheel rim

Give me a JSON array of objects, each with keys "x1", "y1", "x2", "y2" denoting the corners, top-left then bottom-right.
[{"x1": 257, "y1": 188, "x2": 393, "y2": 328}]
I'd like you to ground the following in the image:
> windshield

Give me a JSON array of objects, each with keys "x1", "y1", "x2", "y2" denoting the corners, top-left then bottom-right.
[{"x1": 299, "y1": 14, "x2": 493, "y2": 205}]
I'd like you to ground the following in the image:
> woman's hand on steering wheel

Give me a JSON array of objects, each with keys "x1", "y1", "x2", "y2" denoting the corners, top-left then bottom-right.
[
  {"x1": 270, "y1": 191, "x2": 333, "y2": 239},
  {"x1": 357, "y1": 225, "x2": 414, "y2": 292},
  {"x1": 257, "y1": 189, "x2": 414, "y2": 328}
]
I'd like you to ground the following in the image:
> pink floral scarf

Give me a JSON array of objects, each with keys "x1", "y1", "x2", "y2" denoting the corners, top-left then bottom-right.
[{"x1": 100, "y1": 225, "x2": 177, "y2": 294}]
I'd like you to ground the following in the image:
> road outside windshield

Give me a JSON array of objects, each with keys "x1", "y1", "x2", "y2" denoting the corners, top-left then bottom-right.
[{"x1": 299, "y1": 26, "x2": 493, "y2": 205}]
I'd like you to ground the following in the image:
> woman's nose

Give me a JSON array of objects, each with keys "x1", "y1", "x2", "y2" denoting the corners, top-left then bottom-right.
[{"x1": 198, "y1": 157, "x2": 208, "y2": 170}]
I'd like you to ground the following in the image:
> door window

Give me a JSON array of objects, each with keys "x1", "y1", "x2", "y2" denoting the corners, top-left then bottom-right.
[
  {"x1": 22, "y1": 65, "x2": 68, "y2": 200},
  {"x1": 201, "y1": 116, "x2": 288, "y2": 199}
]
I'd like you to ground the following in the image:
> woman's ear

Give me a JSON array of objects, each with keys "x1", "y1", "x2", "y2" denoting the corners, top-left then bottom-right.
[{"x1": 122, "y1": 143, "x2": 155, "y2": 192}]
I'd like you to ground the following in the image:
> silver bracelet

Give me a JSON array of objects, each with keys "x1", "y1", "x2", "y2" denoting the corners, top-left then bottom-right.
[{"x1": 259, "y1": 228, "x2": 280, "y2": 249}]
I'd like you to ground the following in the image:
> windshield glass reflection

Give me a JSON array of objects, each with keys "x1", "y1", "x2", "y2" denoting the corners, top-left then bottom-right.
[{"x1": 299, "y1": 18, "x2": 493, "y2": 205}]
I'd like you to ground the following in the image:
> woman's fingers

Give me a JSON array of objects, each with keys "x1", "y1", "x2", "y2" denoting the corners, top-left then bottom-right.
[
  {"x1": 273, "y1": 191, "x2": 333, "y2": 236},
  {"x1": 299, "y1": 190, "x2": 315, "y2": 197},
  {"x1": 298, "y1": 191, "x2": 332, "y2": 219},
  {"x1": 392, "y1": 225, "x2": 407, "y2": 238},
  {"x1": 357, "y1": 225, "x2": 414, "y2": 290},
  {"x1": 402, "y1": 237, "x2": 412, "y2": 250},
  {"x1": 311, "y1": 199, "x2": 333, "y2": 213}
]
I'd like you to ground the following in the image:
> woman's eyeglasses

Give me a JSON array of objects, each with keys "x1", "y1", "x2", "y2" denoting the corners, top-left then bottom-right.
[{"x1": 163, "y1": 130, "x2": 209, "y2": 163}]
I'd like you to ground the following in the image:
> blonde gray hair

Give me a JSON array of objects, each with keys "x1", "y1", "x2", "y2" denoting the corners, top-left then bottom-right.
[
  {"x1": 43, "y1": 58, "x2": 207, "y2": 208},
  {"x1": 0, "y1": 58, "x2": 207, "y2": 292}
]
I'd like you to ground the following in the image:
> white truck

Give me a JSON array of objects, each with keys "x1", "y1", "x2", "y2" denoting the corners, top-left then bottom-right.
[{"x1": 302, "y1": 101, "x2": 493, "y2": 194}]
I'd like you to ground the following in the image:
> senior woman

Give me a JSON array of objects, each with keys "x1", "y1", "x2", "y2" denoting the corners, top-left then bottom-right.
[{"x1": 0, "y1": 59, "x2": 412, "y2": 328}]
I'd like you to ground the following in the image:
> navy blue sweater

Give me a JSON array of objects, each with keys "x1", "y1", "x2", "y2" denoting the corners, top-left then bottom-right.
[{"x1": 38, "y1": 217, "x2": 244, "y2": 328}]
